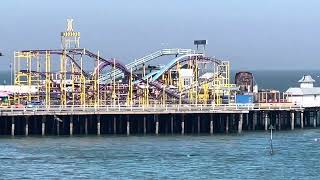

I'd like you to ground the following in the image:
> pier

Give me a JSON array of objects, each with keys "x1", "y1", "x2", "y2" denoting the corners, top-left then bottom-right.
[
  {"x1": 1, "y1": 104, "x2": 318, "y2": 136},
  {"x1": 1, "y1": 19, "x2": 320, "y2": 136}
]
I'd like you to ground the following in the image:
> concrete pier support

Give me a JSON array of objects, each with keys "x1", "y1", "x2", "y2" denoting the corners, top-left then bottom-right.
[
  {"x1": 246, "y1": 114, "x2": 249, "y2": 130},
  {"x1": 210, "y1": 114, "x2": 213, "y2": 135},
  {"x1": 85, "y1": 117, "x2": 88, "y2": 135},
  {"x1": 219, "y1": 115, "x2": 223, "y2": 132},
  {"x1": 143, "y1": 116, "x2": 147, "y2": 134},
  {"x1": 238, "y1": 114, "x2": 243, "y2": 134},
  {"x1": 278, "y1": 112, "x2": 281, "y2": 130},
  {"x1": 97, "y1": 115, "x2": 101, "y2": 135},
  {"x1": 165, "y1": 116, "x2": 168, "y2": 134},
  {"x1": 264, "y1": 112, "x2": 268, "y2": 131},
  {"x1": 25, "y1": 117, "x2": 29, "y2": 136},
  {"x1": 291, "y1": 112, "x2": 295, "y2": 130},
  {"x1": 56, "y1": 119, "x2": 60, "y2": 136},
  {"x1": 197, "y1": 115, "x2": 200, "y2": 134},
  {"x1": 11, "y1": 116, "x2": 14, "y2": 136},
  {"x1": 42, "y1": 116, "x2": 46, "y2": 136},
  {"x1": 226, "y1": 115, "x2": 229, "y2": 133},
  {"x1": 313, "y1": 112, "x2": 317, "y2": 128},
  {"x1": 275, "y1": 113, "x2": 278, "y2": 130},
  {"x1": 253, "y1": 112, "x2": 256, "y2": 130},
  {"x1": 127, "y1": 116, "x2": 130, "y2": 136},
  {"x1": 70, "y1": 116, "x2": 73, "y2": 136},
  {"x1": 181, "y1": 115, "x2": 185, "y2": 135},
  {"x1": 113, "y1": 116, "x2": 117, "y2": 134},
  {"x1": 301, "y1": 111, "x2": 304, "y2": 129}
]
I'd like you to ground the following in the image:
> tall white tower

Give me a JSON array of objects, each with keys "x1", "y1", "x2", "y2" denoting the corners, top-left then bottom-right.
[{"x1": 60, "y1": 18, "x2": 80, "y2": 49}]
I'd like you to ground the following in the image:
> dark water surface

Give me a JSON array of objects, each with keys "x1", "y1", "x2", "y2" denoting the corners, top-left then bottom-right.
[{"x1": 1, "y1": 130, "x2": 320, "y2": 179}]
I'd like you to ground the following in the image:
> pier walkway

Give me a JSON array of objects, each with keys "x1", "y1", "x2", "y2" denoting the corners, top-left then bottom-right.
[
  {"x1": 0, "y1": 103, "x2": 303, "y2": 116},
  {"x1": 0, "y1": 103, "x2": 314, "y2": 136}
]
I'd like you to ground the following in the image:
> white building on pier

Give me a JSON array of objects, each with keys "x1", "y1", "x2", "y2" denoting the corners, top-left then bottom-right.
[{"x1": 286, "y1": 75, "x2": 320, "y2": 107}]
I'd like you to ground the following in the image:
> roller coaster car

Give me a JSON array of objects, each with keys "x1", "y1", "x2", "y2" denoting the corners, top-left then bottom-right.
[
  {"x1": 12, "y1": 104, "x2": 24, "y2": 108},
  {"x1": 26, "y1": 100, "x2": 44, "y2": 108}
]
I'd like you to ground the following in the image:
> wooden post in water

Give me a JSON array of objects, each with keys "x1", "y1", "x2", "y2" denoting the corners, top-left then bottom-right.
[
  {"x1": 42, "y1": 116, "x2": 46, "y2": 136},
  {"x1": 301, "y1": 111, "x2": 304, "y2": 129},
  {"x1": 210, "y1": 114, "x2": 213, "y2": 135},
  {"x1": 238, "y1": 114, "x2": 243, "y2": 134},
  {"x1": 11, "y1": 116, "x2": 14, "y2": 136},
  {"x1": 97, "y1": 115, "x2": 101, "y2": 135},
  {"x1": 291, "y1": 111, "x2": 295, "y2": 130}
]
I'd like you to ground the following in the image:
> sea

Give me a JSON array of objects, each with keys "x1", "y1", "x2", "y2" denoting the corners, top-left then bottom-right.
[{"x1": 1, "y1": 70, "x2": 320, "y2": 179}]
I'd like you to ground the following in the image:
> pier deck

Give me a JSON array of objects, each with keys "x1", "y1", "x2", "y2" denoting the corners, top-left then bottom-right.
[
  {"x1": 0, "y1": 103, "x2": 314, "y2": 136},
  {"x1": 0, "y1": 104, "x2": 303, "y2": 116}
]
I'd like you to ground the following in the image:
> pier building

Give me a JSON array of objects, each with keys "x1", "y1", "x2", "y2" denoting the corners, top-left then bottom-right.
[{"x1": 286, "y1": 75, "x2": 320, "y2": 107}]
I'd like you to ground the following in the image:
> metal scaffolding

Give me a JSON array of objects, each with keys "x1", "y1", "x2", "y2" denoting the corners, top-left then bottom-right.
[{"x1": 11, "y1": 19, "x2": 238, "y2": 108}]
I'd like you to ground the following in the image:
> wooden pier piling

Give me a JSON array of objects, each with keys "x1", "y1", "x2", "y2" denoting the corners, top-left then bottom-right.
[
  {"x1": 210, "y1": 114, "x2": 213, "y2": 135},
  {"x1": 70, "y1": 116, "x2": 73, "y2": 136},
  {"x1": 301, "y1": 111, "x2": 304, "y2": 129},
  {"x1": 1, "y1": 107, "x2": 319, "y2": 136},
  {"x1": 97, "y1": 115, "x2": 101, "y2": 136},
  {"x1": 155, "y1": 115, "x2": 159, "y2": 135},
  {"x1": 25, "y1": 117, "x2": 29, "y2": 136},
  {"x1": 238, "y1": 114, "x2": 243, "y2": 134},
  {"x1": 291, "y1": 112, "x2": 295, "y2": 130},
  {"x1": 181, "y1": 115, "x2": 185, "y2": 135},
  {"x1": 11, "y1": 116, "x2": 14, "y2": 136},
  {"x1": 127, "y1": 116, "x2": 130, "y2": 136}
]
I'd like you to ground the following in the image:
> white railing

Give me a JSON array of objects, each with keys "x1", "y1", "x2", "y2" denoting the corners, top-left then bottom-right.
[{"x1": 0, "y1": 103, "x2": 304, "y2": 115}]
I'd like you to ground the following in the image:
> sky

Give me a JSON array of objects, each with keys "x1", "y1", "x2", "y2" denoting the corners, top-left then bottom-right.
[{"x1": 1, "y1": 0, "x2": 320, "y2": 71}]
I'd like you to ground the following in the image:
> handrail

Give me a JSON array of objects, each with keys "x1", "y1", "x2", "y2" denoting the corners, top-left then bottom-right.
[{"x1": 0, "y1": 103, "x2": 305, "y2": 116}]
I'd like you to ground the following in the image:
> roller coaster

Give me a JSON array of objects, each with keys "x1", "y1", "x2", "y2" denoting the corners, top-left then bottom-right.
[{"x1": 11, "y1": 19, "x2": 238, "y2": 108}]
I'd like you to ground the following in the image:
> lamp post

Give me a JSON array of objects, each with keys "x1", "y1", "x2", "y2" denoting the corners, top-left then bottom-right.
[{"x1": 10, "y1": 61, "x2": 13, "y2": 85}]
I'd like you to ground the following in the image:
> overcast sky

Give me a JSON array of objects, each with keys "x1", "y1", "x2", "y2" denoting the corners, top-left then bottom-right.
[{"x1": 1, "y1": 0, "x2": 320, "y2": 71}]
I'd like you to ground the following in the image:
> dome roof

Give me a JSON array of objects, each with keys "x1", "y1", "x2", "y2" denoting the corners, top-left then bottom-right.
[{"x1": 298, "y1": 75, "x2": 315, "y2": 83}]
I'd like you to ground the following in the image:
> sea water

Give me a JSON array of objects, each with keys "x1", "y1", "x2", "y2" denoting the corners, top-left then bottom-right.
[{"x1": 0, "y1": 130, "x2": 320, "y2": 179}]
